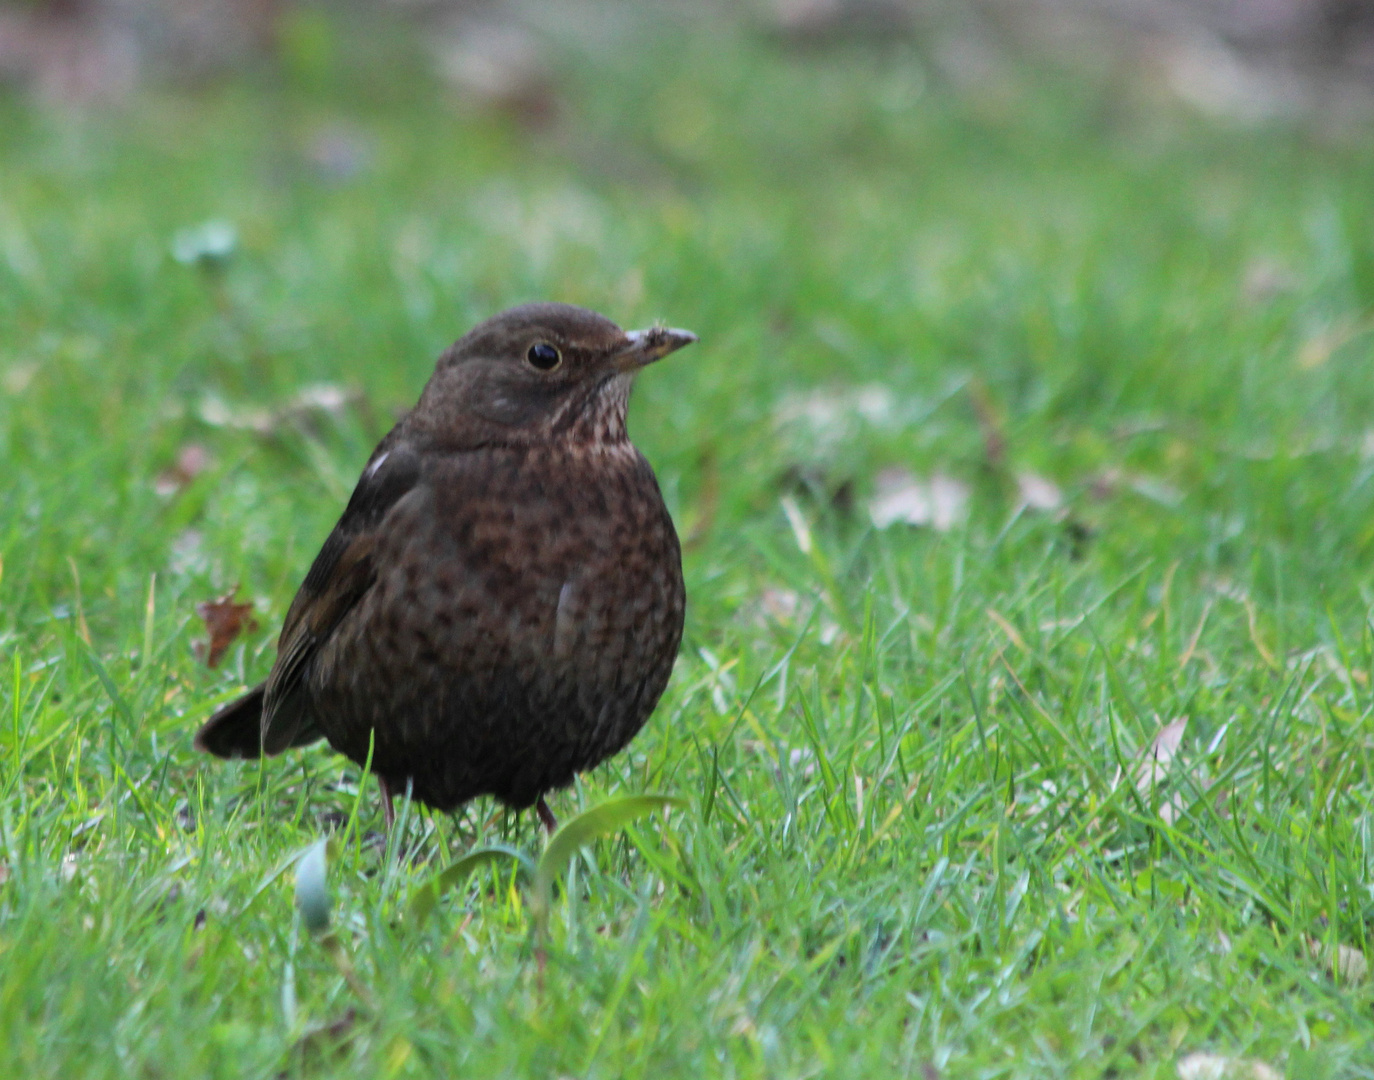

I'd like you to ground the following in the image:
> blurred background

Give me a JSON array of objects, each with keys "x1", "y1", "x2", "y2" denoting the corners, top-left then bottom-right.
[
  {"x1": 2, "y1": 0, "x2": 1373, "y2": 116},
  {"x1": 5, "y1": 0, "x2": 1374, "y2": 643}
]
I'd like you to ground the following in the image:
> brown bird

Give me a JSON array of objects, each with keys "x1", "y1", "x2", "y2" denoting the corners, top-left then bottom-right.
[{"x1": 194, "y1": 303, "x2": 694, "y2": 832}]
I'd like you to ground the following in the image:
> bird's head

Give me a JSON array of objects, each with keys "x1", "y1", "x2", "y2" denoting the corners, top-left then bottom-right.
[{"x1": 411, "y1": 302, "x2": 696, "y2": 447}]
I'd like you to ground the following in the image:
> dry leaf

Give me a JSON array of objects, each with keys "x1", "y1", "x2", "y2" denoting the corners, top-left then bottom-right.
[
  {"x1": 0, "y1": 864, "x2": 9, "y2": 886},
  {"x1": 197, "y1": 383, "x2": 362, "y2": 437},
  {"x1": 1088, "y1": 468, "x2": 1183, "y2": 508},
  {"x1": 869, "y1": 469, "x2": 969, "y2": 531},
  {"x1": 1118, "y1": 717, "x2": 1196, "y2": 824},
  {"x1": 1134, "y1": 717, "x2": 1187, "y2": 792},
  {"x1": 775, "y1": 383, "x2": 898, "y2": 454},
  {"x1": 194, "y1": 589, "x2": 257, "y2": 668},
  {"x1": 1015, "y1": 471, "x2": 1063, "y2": 513},
  {"x1": 1176, "y1": 1052, "x2": 1281, "y2": 1080},
  {"x1": 1307, "y1": 937, "x2": 1370, "y2": 985},
  {"x1": 153, "y1": 443, "x2": 212, "y2": 496}
]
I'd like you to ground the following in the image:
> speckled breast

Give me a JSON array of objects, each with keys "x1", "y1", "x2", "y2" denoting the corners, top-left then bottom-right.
[{"x1": 308, "y1": 441, "x2": 685, "y2": 811}]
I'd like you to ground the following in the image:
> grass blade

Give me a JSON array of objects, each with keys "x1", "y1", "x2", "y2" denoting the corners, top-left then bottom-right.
[
  {"x1": 531, "y1": 794, "x2": 684, "y2": 931},
  {"x1": 406, "y1": 844, "x2": 533, "y2": 927}
]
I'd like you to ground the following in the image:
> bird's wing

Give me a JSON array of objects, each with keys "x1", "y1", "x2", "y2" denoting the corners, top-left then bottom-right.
[{"x1": 261, "y1": 443, "x2": 422, "y2": 754}]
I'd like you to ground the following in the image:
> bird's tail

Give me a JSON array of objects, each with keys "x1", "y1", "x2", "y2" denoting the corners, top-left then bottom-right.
[{"x1": 194, "y1": 683, "x2": 268, "y2": 758}]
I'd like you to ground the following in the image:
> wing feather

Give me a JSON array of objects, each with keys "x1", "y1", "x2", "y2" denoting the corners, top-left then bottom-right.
[{"x1": 259, "y1": 444, "x2": 422, "y2": 754}]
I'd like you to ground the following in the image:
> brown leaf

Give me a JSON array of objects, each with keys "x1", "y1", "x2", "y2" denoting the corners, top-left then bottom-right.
[{"x1": 194, "y1": 589, "x2": 257, "y2": 668}]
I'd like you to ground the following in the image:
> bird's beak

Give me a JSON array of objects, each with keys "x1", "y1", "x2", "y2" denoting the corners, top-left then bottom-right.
[{"x1": 614, "y1": 326, "x2": 698, "y2": 371}]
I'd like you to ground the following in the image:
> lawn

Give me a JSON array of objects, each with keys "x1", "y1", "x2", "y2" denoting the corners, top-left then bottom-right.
[{"x1": 3, "y1": 7, "x2": 1374, "y2": 1077}]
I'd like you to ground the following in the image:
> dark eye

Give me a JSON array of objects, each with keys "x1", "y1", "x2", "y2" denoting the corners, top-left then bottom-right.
[{"x1": 526, "y1": 343, "x2": 561, "y2": 371}]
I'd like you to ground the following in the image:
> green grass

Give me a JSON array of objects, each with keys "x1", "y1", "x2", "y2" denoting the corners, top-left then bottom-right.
[{"x1": 4, "y1": 8, "x2": 1374, "y2": 1077}]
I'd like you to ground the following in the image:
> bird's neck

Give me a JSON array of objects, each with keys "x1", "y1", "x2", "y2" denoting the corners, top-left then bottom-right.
[{"x1": 548, "y1": 372, "x2": 633, "y2": 448}]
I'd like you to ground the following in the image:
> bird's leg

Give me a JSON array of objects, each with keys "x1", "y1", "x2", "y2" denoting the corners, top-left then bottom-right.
[
  {"x1": 379, "y1": 775, "x2": 396, "y2": 834},
  {"x1": 535, "y1": 795, "x2": 558, "y2": 834}
]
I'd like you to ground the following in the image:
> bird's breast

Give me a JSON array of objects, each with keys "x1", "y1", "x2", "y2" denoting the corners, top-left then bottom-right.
[{"x1": 393, "y1": 442, "x2": 683, "y2": 664}]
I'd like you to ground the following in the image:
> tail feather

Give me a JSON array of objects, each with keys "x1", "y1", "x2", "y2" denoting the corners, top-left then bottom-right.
[
  {"x1": 195, "y1": 682, "x2": 325, "y2": 758},
  {"x1": 194, "y1": 684, "x2": 269, "y2": 758}
]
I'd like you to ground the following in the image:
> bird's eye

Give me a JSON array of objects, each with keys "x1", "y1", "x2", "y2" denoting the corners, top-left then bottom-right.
[{"x1": 526, "y1": 343, "x2": 562, "y2": 371}]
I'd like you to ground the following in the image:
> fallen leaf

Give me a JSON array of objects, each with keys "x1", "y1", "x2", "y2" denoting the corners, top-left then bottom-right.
[
  {"x1": 1015, "y1": 471, "x2": 1062, "y2": 513},
  {"x1": 1176, "y1": 1052, "x2": 1281, "y2": 1080},
  {"x1": 1119, "y1": 717, "x2": 1196, "y2": 824},
  {"x1": 197, "y1": 383, "x2": 363, "y2": 437},
  {"x1": 153, "y1": 443, "x2": 212, "y2": 496},
  {"x1": 0, "y1": 864, "x2": 8, "y2": 885},
  {"x1": 1307, "y1": 937, "x2": 1370, "y2": 985},
  {"x1": 776, "y1": 383, "x2": 897, "y2": 445},
  {"x1": 1134, "y1": 717, "x2": 1187, "y2": 792},
  {"x1": 869, "y1": 469, "x2": 969, "y2": 531},
  {"x1": 193, "y1": 589, "x2": 257, "y2": 668},
  {"x1": 1088, "y1": 468, "x2": 1183, "y2": 508}
]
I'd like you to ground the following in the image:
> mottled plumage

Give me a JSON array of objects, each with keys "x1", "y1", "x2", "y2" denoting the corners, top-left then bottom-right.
[{"x1": 195, "y1": 303, "x2": 693, "y2": 826}]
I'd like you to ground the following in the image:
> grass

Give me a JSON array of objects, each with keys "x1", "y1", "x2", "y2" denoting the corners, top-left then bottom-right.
[{"x1": 3, "y1": 7, "x2": 1374, "y2": 1076}]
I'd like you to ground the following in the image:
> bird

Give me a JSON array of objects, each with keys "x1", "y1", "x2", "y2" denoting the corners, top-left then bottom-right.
[{"x1": 194, "y1": 302, "x2": 694, "y2": 833}]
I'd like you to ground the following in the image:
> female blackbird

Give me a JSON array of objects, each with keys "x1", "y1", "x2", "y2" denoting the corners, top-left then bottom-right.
[{"x1": 194, "y1": 303, "x2": 694, "y2": 831}]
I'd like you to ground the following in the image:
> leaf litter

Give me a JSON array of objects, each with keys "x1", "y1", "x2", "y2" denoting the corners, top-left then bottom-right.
[{"x1": 193, "y1": 589, "x2": 257, "y2": 668}]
